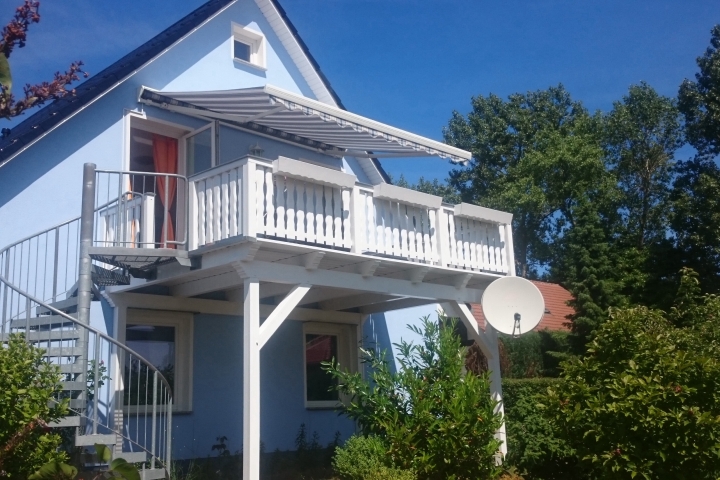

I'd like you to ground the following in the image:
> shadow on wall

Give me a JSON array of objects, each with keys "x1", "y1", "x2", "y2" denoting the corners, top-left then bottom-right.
[{"x1": 363, "y1": 313, "x2": 397, "y2": 375}]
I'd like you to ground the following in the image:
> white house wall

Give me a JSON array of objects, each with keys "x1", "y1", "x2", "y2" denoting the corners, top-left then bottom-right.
[
  {"x1": 0, "y1": 0, "x2": 369, "y2": 250},
  {"x1": 169, "y1": 313, "x2": 357, "y2": 458}
]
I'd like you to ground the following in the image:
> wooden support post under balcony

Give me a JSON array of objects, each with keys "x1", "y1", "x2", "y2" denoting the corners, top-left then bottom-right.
[
  {"x1": 243, "y1": 278, "x2": 260, "y2": 480},
  {"x1": 442, "y1": 300, "x2": 507, "y2": 458}
]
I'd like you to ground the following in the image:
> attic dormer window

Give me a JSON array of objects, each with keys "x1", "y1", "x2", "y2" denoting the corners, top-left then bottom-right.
[
  {"x1": 231, "y1": 23, "x2": 266, "y2": 69},
  {"x1": 234, "y1": 40, "x2": 251, "y2": 62}
]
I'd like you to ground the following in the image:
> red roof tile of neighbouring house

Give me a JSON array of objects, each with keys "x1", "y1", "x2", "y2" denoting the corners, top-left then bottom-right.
[{"x1": 472, "y1": 280, "x2": 574, "y2": 332}]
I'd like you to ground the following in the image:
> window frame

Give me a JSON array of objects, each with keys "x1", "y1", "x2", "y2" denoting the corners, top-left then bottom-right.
[
  {"x1": 183, "y1": 122, "x2": 216, "y2": 178},
  {"x1": 125, "y1": 309, "x2": 194, "y2": 413},
  {"x1": 231, "y1": 22, "x2": 267, "y2": 70},
  {"x1": 302, "y1": 322, "x2": 356, "y2": 409}
]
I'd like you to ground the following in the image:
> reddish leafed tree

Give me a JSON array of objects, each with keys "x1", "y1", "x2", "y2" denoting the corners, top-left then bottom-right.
[{"x1": 0, "y1": 1, "x2": 87, "y2": 120}]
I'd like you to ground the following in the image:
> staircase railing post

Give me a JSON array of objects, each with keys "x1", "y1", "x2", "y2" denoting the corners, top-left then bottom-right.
[
  {"x1": 78, "y1": 163, "x2": 96, "y2": 326},
  {"x1": 51, "y1": 227, "x2": 60, "y2": 303},
  {"x1": 77, "y1": 163, "x2": 97, "y2": 409},
  {"x1": 1, "y1": 254, "x2": 9, "y2": 336}
]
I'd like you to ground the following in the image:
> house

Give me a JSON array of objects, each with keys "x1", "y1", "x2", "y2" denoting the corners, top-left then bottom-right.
[
  {"x1": 472, "y1": 281, "x2": 574, "y2": 332},
  {"x1": 0, "y1": 1, "x2": 516, "y2": 479}
]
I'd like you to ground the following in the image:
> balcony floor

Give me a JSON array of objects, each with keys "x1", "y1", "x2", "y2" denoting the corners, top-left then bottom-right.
[{"x1": 105, "y1": 235, "x2": 503, "y2": 316}]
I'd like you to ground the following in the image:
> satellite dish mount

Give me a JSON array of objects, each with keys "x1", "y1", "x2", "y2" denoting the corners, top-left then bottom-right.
[{"x1": 481, "y1": 277, "x2": 545, "y2": 337}]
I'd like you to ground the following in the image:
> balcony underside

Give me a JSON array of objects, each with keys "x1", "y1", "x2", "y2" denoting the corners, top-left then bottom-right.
[{"x1": 106, "y1": 236, "x2": 502, "y2": 317}]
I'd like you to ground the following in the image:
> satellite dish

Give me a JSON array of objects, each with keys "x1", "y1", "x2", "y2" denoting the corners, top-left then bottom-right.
[{"x1": 481, "y1": 276, "x2": 545, "y2": 337}]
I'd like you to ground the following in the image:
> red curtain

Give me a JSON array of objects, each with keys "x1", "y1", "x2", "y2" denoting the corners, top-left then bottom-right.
[{"x1": 152, "y1": 134, "x2": 178, "y2": 248}]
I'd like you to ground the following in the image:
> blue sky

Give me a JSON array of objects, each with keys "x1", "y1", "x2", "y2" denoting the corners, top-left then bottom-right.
[{"x1": 5, "y1": 0, "x2": 720, "y2": 182}]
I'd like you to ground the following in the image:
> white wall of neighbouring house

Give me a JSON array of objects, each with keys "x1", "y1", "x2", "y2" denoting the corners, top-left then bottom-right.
[{"x1": 366, "y1": 304, "x2": 443, "y2": 373}]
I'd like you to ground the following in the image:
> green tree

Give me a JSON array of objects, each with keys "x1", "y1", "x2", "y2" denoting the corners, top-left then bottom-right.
[
  {"x1": 603, "y1": 82, "x2": 683, "y2": 249},
  {"x1": 0, "y1": 334, "x2": 68, "y2": 478},
  {"x1": 669, "y1": 159, "x2": 720, "y2": 294},
  {"x1": 325, "y1": 316, "x2": 502, "y2": 480},
  {"x1": 444, "y1": 85, "x2": 611, "y2": 277},
  {"x1": 545, "y1": 276, "x2": 720, "y2": 479},
  {"x1": 551, "y1": 201, "x2": 628, "y2": 353},
  {"x1": 679, "y1": 24, "x2": 720, "y2": 156}
]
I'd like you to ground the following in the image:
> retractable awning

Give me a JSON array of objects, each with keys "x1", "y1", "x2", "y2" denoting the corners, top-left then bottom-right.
[{"x1": 138, "y1": 85, "x2": 471, "y2": 163}]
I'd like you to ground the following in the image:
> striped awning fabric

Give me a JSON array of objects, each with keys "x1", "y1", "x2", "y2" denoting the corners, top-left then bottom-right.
[{"x1": 139, "y1": 85, "x2": 471, "y2": 163}]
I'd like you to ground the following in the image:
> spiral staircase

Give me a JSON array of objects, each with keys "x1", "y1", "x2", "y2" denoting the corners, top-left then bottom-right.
[{"x1": 0, "y1": 165, "x2": 185, "y2": 479}]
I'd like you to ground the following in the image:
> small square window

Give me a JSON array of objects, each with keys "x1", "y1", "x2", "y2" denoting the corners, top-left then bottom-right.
[
  {"x1": 234, "y1": 40, "x2": 251, "y2": 62},
  {"x1": 231, "y1": 22, "x2": 266, "y2": 69}
]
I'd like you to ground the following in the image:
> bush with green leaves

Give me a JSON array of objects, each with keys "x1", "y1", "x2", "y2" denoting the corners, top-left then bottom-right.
[
  {"x1": 333, "y1": 435, "x2": 415, "y2": 480},
  {"x1": 544, "y1": 293, "x2": 720, "y2": 479},
  {"x1": 29, "y1": 443, "x2": 140, "y2": 480},
  {"x1": 499, "y1": 329, "x2": 571, "y2": 379},
  {"x1": 502, "y1": 378, "x2": 582, "y2": 480},
  {"x1": 0, "y1": 334, "x2": 67, "y2": 478},
  {"x1": 325, "y1": 316, "x2": 503, "y2": 480}
]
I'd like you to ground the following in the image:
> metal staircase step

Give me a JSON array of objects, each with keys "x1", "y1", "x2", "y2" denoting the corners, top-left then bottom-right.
[
  {"x1": 2, "y1": 329, "x2": 81, "y2": 342},
  {"x1": 114, "y1": 451, "x2": 147, "y2": 463},
  {"x1": 140, "y1": 468, "x2": 167, "y2": 480},
  {"x1": 9, "y1": 315, "x2": 76, "y2": 329},
  {"x1": 59, "y1": 363, "x2": 85, "y2": 374},
  {"x1": 60, "y1": 381, "x2": 86, "y2": 391},
  {"x1": 36, "y1": 297, "x2": 79, "y2": 315},
  {"x1": 67, "y1": 398, "x2": 86, "y2": 410},
  {"x1": 42, "y1": 346, "x2": 84, "y2": 357},
  {"x1": 75, "y1": 434, "x2": 115, "y2": 447},
  {"x1": 49, "y1": 416, "x2": 82, "y2": 428},
  {"x1": 91, "y1": 264, "x2": 130, "y2": 287}
]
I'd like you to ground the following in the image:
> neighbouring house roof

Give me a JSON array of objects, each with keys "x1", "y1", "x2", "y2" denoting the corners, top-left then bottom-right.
[
  {"x1": 471, "y1": 280, "x2": 574, "y2": 332},
  {"x1": 0, "y1": 0, "x2": 392, "y2": 181}
]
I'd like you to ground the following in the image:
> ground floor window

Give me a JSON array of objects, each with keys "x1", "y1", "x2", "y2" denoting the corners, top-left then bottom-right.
[
  {"x1": 125, "y1": 309, "x2": 193, "y2": 412},
  {"x1": 303, "y1": 323, "x2": 356, "y2": 409}
]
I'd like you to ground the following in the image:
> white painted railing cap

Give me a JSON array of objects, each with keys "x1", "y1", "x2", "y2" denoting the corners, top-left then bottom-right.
[
  {"x1": 373, "y1": 183, "x2": 442, "y2": 209},
  {"x1": 454, "y1": 203, "x2": 513, "y2": 224},
  {"x1": 273, "y1": 156, "x2": 357, "y2": 189}
]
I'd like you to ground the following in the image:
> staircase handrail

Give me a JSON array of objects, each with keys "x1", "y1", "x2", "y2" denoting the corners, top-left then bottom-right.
[
  {"x1": 0, "y1": 273, "x2": 173, "y2": 393},
  {"x1": 0, "y1": 214, "x2": 174, "y2": 472},
  {"x1": 0, "y1": 216, "x2": 81, "y2": 255},
  {"x1": 0, "y1": 194, "x2": 125, "y2": 256},
  {"x1": 0, "y1": 272, "x2": 173, "y2": 472},
  {"x1": 94, "y1": 169, "x2": 189, "y2": 248}
]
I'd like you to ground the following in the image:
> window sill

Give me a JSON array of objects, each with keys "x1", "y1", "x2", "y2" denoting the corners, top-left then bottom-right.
[
  {"x1": 233, "y1": 58, "x2": 267, "y2": 72},
  {"x1": 305, "y1": 401, "x2": 343, "y2": 410}
]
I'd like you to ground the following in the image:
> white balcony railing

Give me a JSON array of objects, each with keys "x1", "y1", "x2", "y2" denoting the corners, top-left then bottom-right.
[{"x1": 188, "y1": 156, "x2": 514, "y2": 274}]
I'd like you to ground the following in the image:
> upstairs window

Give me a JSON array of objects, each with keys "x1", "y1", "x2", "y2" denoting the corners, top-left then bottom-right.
[
  {"x1": 234, "y1": 40, "x2": 251, "y2": 63},
  {"x1": 232, "y1": 23, "x2": 266, "y2": 69}
]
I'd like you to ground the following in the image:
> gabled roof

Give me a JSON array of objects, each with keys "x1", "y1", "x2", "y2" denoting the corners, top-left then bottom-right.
[
  {"x1": 471, "y1": 280, "x2": 574, "y2": 332},
  {"x1": 0, "y1": 0, "x2": 391, "y2": 181}
]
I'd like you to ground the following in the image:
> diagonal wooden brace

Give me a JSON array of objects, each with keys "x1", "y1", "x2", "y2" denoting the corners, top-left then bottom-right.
[{"x1": 258, "y1": 284, "x2": 311, "y2": 348}]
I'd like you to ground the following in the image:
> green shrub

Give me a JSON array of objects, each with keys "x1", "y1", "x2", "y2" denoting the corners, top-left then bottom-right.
[
  {"x1": 325, "y1": 316, "x2": 502, "y2": 480},
  {"x1": 545, "y1": 305, "x2": 720, "y2": 479},
  {"x1": 0, "y1": 334, "x2": 68, "y2": 478},
  {"x1": 333, "y1": 435, "x2": 414, "y2": 480},
  {"x1": 502, "y1": 378, "x2": 583, "y2": 479},
  {"x1": 499, "y1": 330, "x2": 572, "y2": 378}
]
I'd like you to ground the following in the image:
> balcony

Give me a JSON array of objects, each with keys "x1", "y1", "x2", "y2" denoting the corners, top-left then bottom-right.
[{"x1": 185, "y1": 155, "x2": 514, "y2": 275}]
